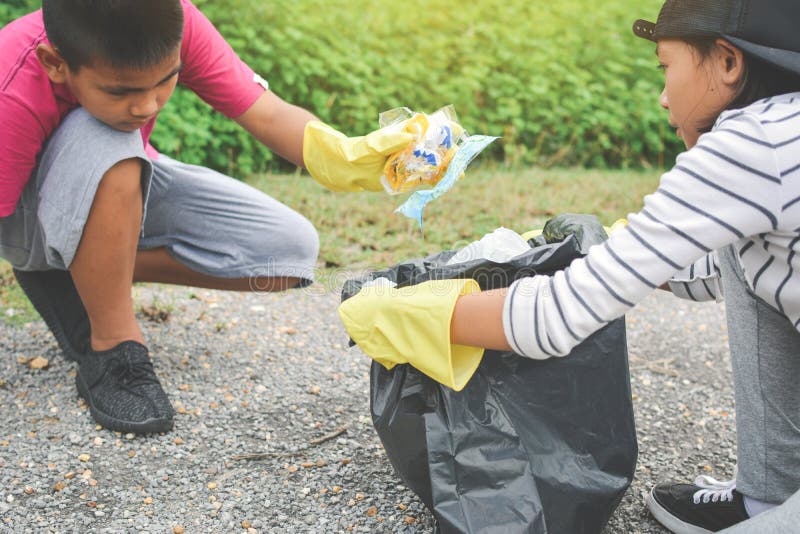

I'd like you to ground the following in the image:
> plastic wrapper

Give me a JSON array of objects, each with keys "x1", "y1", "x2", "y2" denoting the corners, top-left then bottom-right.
[
  {"x1": 378, "y1": 106, "x2": 498, "y2": 230},
  {"x1": 342, "y1": 214, "x2": 637, "y2": 533},
  {"x1": 380, "y1": 105, "x2": 464, "y2": 194}
]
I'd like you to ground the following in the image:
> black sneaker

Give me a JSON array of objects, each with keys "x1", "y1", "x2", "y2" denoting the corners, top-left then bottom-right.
[
  {"x1": 13, "y1": 268, "x2": 90, "y2": 361},
  {"x1": 76, "y1": 340, "x2": 174, "y2": 434},
  {"x1": 647, "y1": 476, "x2": 750, "y2": 533}
]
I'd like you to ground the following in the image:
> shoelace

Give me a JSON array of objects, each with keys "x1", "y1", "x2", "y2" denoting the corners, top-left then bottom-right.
[
  {"x1": 110, "y1": 356, "x2": 160, "y2": 389},
  {"x1": 693, "y1": 475, "x2": 736, "y2": 504}
]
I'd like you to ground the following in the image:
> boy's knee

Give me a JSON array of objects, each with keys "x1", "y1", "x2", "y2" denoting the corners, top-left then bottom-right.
[
  {"x1": 296, "y1": 217, "x2": 320, "y2": 262},
  {"x1": 250, "y1": 207, "x2": 319, "y2": 262},
  {"x1": 97, "y1": 158, "x2": 146, "y2": 200},
  {"x1": 249, "y1": 211, "x2": 319, "y2": 283},
  {"x1": 40, "y1": 109, "x2": 149, "y2": 177},
  {"x1": 30, "y1": 109, "x2": 152, "y2": 270},
  {"x1": 284, "y1": 214, "x2": 320, "y2": 266}
]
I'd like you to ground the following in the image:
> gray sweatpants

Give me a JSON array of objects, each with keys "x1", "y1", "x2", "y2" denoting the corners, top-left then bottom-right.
[
  {"x1": 720, "y1": 489, "x2": 800, "y2": 532},
  {"x1": 0, "y1": 108, "x2": 319, "y2": 284},
  {"x1": 715, "y1": 245, "x2": 800, "y2": 530}
]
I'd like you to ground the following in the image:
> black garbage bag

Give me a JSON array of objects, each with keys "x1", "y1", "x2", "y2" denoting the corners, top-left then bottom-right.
[{"x1": 341, "y1": 217, "x2": 637, "y2": 534}]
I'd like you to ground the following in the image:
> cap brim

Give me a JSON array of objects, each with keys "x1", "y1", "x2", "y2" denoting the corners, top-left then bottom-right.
[
  {"x1": 633, "y1": 19, "x2": 656, "y2": 42},
  {"x1": 724, "y1": 35, "x2": 800, "y2": 77}
]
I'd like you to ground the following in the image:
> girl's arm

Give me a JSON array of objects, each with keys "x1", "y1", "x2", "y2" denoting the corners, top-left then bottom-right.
[
  {"x1": 459, "y1": 112, "x2": 780, "y2": 360},
  {"x1": 450, "y1": 289, "x2": 512, "y2": 351}
]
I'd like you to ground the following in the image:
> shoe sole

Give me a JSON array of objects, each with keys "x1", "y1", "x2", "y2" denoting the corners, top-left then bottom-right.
[
  {"x1": 76, "y1": 373, "x2": 173, "y2": 434},
  {"x1": 646, "y1": 489, "x2": 714, "y2": 534},
  {"x1": 14, "y1": 270, "x2": 80, "y2": 362}
]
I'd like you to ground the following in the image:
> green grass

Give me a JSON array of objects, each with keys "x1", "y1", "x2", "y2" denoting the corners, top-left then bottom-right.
[
  {"x1": 0, "y1": 165, "x2": 661, "y2": 325},
  {"x1": 0, "y1": 265, "x2": 36, "y2": 326},
  {"x1": 253, "y1": 164, "x2": 660, "y2": 269}
]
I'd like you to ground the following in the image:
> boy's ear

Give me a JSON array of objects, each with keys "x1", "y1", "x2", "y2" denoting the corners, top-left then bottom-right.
[
  {"x1": 35, "y1": 44, "x2": 69, "y2": 84},
  {"x1": 715, "y1": 38, "x2": 745, "y2": 86}
]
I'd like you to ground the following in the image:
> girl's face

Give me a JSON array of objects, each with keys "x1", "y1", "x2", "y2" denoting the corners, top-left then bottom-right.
[{"x1": 656, "y1": 39, "x2": 741, "y2": 149}]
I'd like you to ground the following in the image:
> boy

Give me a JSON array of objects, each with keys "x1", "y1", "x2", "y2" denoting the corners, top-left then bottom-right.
[{"x1": 0, "y1": 0, "x2": 410, "y2": 434}]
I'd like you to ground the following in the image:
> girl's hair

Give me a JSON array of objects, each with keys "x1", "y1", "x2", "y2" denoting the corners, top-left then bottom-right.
[{"x1": 687, "y1": 37, "x2": 800, "y2": 131}]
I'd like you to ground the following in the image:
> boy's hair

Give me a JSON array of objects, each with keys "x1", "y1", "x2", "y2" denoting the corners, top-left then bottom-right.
[{"x1": 42, "y1": 0, "x2": 184, "y2": 71}]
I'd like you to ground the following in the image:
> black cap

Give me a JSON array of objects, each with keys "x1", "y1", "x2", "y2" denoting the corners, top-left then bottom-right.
[{"x1": 633, "y1": 0, "x2": 800, "y2": 76}]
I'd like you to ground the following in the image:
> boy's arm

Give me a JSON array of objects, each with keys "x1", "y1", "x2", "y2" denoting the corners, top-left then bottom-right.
[
  {"x1": 178, "y1": 1, "x2": 412, "y2": 189},
  {"x1": 234, "y1": 90, "x2": 316, "y2": 169},
  {"x1": 234, "y1": 90, "x2": 414, "y2": 191}
]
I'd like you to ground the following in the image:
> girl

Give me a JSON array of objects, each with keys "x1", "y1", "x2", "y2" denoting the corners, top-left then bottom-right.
[{"x1": 340, "y1": 0, "x2": 800, "y2": 532}]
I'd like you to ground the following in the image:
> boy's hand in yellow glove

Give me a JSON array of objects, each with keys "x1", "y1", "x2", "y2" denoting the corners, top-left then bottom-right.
[
  {"x1": 303, "y1": 121, "x2": 415, "y2": 192},
  {"x1": 338, "y1": 278, "x2": 485, "y2": 391}
]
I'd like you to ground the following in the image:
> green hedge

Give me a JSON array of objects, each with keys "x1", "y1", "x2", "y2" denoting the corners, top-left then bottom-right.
[
  {"x1": 0, "y1": 0, "x2": 37, "y2": 24},
  {"x1": 3, "y1": 0, "x2": 681, "y2": 175}
]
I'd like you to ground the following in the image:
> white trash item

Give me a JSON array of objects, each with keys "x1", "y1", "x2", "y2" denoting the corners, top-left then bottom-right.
[
  {"x1": 446, "y1": 227, "x2": 531, "y2": 266},
  {"x1": 362, "y1": 277, "x2": 398, "y2": 289}
]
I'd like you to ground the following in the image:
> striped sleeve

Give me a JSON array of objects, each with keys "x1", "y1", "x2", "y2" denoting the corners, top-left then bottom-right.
[
  {"x1": 668, "y1": 251, "x2": 723, "y2": 302},
  {"x1": 503, "y1": 112, "x2": 781, "y2": 359}
]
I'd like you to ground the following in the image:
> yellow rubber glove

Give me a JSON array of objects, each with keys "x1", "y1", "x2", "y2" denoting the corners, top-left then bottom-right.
[
  {"x1": 338, "y1": 279, "x2": 485, "y2": 391},
  {"x1": 608, "y1": 218, "x2": 629, "y2": 234},
  {"x1": 303, "y1": 121, "x2": 416, "y2": 192}
]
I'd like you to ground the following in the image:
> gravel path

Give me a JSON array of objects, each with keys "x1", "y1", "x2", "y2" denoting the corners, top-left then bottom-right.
[{"x1": 0, "y1": 283, "x2": 735, "y2": 533}]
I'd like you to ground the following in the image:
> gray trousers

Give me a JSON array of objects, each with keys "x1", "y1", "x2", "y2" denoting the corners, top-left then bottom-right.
[
  {"x1": 0, "y1": 108, "x2": 319, "y2": 284},
  {"x1": 716, "y1": 245, "x2": 800, "y2": 531},
  {"x1": 721, "y1": 489, "x2": 800, "y2": 532}
]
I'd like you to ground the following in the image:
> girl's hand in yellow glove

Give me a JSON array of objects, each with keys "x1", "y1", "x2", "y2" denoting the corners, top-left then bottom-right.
[
  {"x1": 338, "y1": 278, "x2": 485, "y2": 391},
  {"x1": 303, "y1": 121, "x2": 415, "y2": 192}
]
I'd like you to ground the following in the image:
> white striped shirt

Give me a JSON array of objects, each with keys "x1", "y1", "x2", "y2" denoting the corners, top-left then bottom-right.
[{"x1": 503, "y1": 93, "x2": 800, "y2": 359}]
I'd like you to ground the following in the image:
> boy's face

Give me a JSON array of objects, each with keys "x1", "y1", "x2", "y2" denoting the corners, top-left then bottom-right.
[{"x1": 38, "y1": 46, "x2": 182, "y2": 133}]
